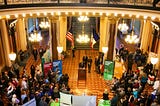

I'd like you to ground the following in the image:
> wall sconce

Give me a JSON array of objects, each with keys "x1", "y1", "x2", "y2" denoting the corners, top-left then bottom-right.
[
  {"x1": 151, "y1": 57, "x2": 158, "y2": 65},
  {"x1": 102, "y1": 47, "x2": 108, "y2": 54},
  {"x1": 9, "y1": 52, "x2": 16, "y2": 61},
  {"x1": 57, "y1": 46, "x2": 63, "y2": 53},
  {"x1": 151, "y1": 57, "x2": 158, "y2": 70}
]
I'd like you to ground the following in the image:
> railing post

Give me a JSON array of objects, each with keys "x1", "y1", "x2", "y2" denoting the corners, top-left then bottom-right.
[
  {"x1": 4, "y1": 0, "x2": 7, "y2": 6},
  {"x1": 108, "y1": 0, "x2": 110, "y2": 4}
]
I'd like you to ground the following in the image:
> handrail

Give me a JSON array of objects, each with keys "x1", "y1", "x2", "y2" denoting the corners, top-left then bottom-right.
[{"x1": 0, "y1": 0, "x2": 159, "y2": 10}]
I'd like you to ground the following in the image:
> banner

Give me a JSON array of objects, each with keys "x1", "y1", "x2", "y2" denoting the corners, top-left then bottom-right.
[
  {"x1": 53, "y1": 60, "x2": 62, "y2": 75},
  {"x1": 98, "y1": 99, "x2": 110, "y2": 106},
  {"x1": 104, "y1": 61, "x2": 115, "y2": 80},
  {"x1": 44, "y1": 62, "x2": 52, "y2": 77}
]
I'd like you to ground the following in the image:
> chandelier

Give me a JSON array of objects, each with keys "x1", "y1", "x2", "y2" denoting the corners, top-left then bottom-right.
[
  {"x1": 125, "y1": 19, "x2": 139, "y2": 44},
  {"x1": 39, "y1": 17, "x2": 50, "y2": 29},
  {"x1": 78, "y1": 16, "x2": 89, "y2": 22},
  {"x1": 29, "y1": 30, "x2": 42, "y2": 42},
  {"x1": 28, "y1": 18, "x2": 42, "y2": 42},
  {"x1": 76, "y1": 34, "x2": 90, "y2": 43},
  {"x1": 118, "y1": 20, "x2": 129, "y2": 34},
  {"x1": 76, "y1": 16, "x2": 90, "y2": 43},
  {"x1": 125, "y1": 30, "x2": 139, "y2": 44}
]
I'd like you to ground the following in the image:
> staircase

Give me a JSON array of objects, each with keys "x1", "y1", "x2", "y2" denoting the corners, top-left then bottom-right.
[{"x1": 77, "y1": 80, "x2": 86, "y2": 89}]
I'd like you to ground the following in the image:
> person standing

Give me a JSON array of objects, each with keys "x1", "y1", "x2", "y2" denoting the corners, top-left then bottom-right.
[
  {"x1": 39, "y1": 46, "x2": 45, "y2": 58},
  {"x1": 32, "y1": 48, "x2": 38, "y2": 61},
  {"x1": 88, "y1": 62, "x2": 91, "y2": 73},
  {"x1": 30, "y1": 65, "x2": 35, "y2": 79},
  {"x1": 72, "y1": 47, "x2": 75, "y2": 58}
]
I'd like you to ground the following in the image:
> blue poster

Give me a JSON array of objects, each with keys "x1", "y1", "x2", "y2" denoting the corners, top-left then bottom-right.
[{"x1": 53, "y1": 60, "x2": 62, "y2": 75}]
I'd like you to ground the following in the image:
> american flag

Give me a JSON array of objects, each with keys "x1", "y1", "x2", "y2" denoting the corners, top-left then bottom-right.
[{"x1": 66, "y1": 31, "x2": 74, "y2": 46}]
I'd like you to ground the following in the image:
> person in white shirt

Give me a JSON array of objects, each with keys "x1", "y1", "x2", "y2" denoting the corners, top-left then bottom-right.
[
  {"x1": 153, "y1": 78, "x2": 160, "y2": 90},
  {"x1": 12, "y1": 94, "x2": 20, "y2": 105},
  {"x1": 7, "y1": 82, "x2": 15, "y2": 95},
  {"x1": 21, "y1": 77, "x2": 28, "y2": 90}
]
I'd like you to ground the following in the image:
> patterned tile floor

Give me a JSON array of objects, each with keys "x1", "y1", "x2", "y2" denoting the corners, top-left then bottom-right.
[{"x1": 62, "y1": 50, "x2": 114, "y2": 104}]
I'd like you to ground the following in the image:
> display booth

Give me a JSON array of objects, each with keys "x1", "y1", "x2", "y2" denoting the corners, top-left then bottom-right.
[
  {"x1": 98, "y1": 99, "x2": 111, "y2": 106},
  {"x1": 104, "y1": 60, "x2": 115, "y2": 80},
  {"x1": 60, "y1": 92, "x2": 97, "y2": 106},
  {"x1": 22, "y1": 98, "x2": 36, "y2": 106}
]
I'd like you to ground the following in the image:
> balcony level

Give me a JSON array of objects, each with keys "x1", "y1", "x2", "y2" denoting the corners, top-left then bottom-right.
[{"x1": 0, "y1": 1, "x2": 159, "y2": 22}]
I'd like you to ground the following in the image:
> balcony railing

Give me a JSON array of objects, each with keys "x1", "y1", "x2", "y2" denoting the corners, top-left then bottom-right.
[{"x1": 0, "y1": 0, "x2": 160, "y2": 8}]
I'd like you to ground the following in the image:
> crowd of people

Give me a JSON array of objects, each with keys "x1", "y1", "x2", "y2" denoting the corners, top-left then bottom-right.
[
  {"x1": 0, "y1": 46, "x2": 71, "y2": 106},
  {"x1": 0, "y1": 44, "x2": 159, "y2": 106},
  {"x1": 0, "y1": 64, "x2": 70, "y2": 106},
  {"x1": 100, "y1": 44, "x2": 160, "y2": 106}
]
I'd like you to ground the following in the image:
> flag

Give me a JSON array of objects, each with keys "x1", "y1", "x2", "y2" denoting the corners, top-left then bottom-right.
[
  {"x1": 66, "y1": 31, "x2": 74, "y2": 47},
  {"x1": 93, "y1": 29, "x2": 100, "y2": 41},
  {"x1": 90, "y1": 29, "x2": 100, "y2": 48},
  {"x1": 90, "y1": 36, "x2": 96, "y2": 48}
]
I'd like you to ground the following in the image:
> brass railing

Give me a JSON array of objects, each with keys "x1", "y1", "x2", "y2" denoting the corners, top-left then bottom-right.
[{"x1": 0, "y1": 0, "x2": 159, "y2": 8}]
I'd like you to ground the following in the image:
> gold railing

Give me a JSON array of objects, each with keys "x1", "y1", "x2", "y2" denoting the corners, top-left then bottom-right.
[{"x1": 0, "y1": 0, "x2": 159, "y2": 8}]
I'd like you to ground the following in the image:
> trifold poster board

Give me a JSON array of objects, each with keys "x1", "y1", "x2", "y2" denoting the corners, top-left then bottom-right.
[
  {"x1": 98, "y1": 99, "x2": 111, "y2": 106},
  {"x1": 72, "y1": 95, "x2": 96, "y2": 106},
  {"x1": 22, "y1": 98, "x2": 36, "y2": 106},
  {"x1": 60, "y1": 92, "x2": 97, "y2": 106},
  {"x1": 104, "y1": 60, "x2": 115, "y2": 80},
  {"x1": 60, "y1": 92, "x2": 72, "y2": 105}
]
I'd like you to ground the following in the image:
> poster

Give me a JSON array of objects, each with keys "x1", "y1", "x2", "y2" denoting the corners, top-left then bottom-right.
[
  {"x1": 53, "y1": 60, "x2": 62, "y2": 75},
  {"x1": 104, "y1": 61, "x2": 115, "y2": 80},
  {"x1": 44, "y1": 62, "x2": 52, "y2": 77}
]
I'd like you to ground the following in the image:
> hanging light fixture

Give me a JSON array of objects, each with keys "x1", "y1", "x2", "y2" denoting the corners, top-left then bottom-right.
[
  {"x1": 125, "y1": 31, "x2": 139, "y2": 44},
  {"x1": 118, "y1": 19, "x2": 129, "y2": 34},
  {"x1": 76, "y1": 16, "x2": 90, "y2": 43},
  {"x1": 39, "y1": 17, "x2": 50, "y2": 29},
  {"x1": 125, "y1": 19, "x2": 139, "y2": 44},
  {"x1": 28, "y1": 18, "x2": 42, "y2": 42},
  {"x1": 78, "y1": 16, "x2": 89, "y2": 22}
]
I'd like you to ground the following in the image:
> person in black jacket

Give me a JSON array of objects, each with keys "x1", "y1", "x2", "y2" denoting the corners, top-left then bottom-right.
[
  {"x1": 103, "y1": 89, "x2": 109, "y2": 100},
  {"x1": 0, "y1": 95, "x2": 4, "y2": 106},
  {"x1": 30, "y1": 65, "x2": 36, "y2": 79},
  {"x1": 32, "y1": 48, "x2": 38, "y2": 61}
]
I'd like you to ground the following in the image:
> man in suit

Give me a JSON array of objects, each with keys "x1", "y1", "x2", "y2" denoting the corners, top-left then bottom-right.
[{"x1": 32, "y1": 48, "x2": 38, "y2": 61}]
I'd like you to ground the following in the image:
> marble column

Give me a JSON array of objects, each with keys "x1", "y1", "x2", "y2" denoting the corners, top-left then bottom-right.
[
  {"x1": 58, "y1": 16, "x2": 67, "y2": 51},
  {"x1": 156, "y1": 41, "x2": 160, "y2": 70},
  {"x1": 140, "y1": 20, "x2": 153, "y2": 53},
  {"x1": 49, "y1": 18, "x2": 58, "y2": 61},
  {"x1": 99, "y1": 16, "x2": 108, "y2": 53},
  {"x1": 107, "y1": 18, "x2": 118, "y2": 61},
  {"x1": 16, "y1": 18, "x2": 27, "y2": 52},
  {"x1": 0, "y1": 20, "x2": 11, "y2": 67}
]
